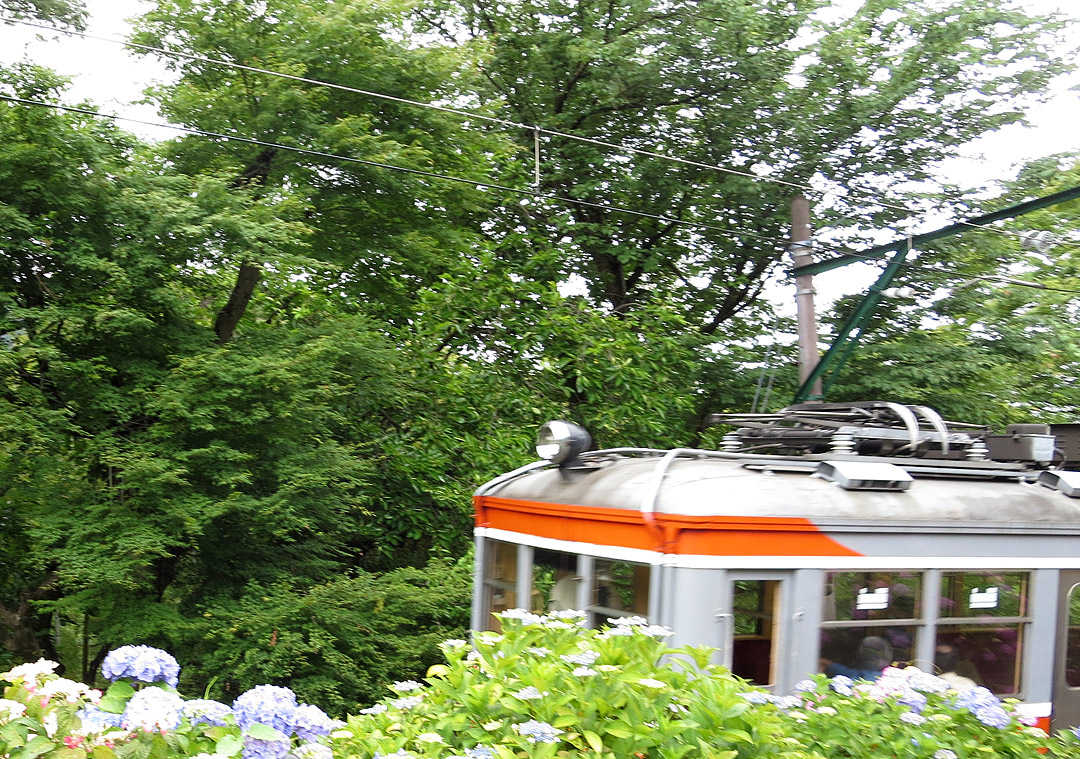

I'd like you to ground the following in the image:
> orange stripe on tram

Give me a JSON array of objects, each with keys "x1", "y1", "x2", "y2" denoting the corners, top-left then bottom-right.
[{"x1": 475, "y1": 496, "x2": 862, "y2": 557}]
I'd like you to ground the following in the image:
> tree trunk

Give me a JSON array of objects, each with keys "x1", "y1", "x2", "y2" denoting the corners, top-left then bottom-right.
[{"x1": 213, "y1": 262, "x2": 261, "y2": 344}]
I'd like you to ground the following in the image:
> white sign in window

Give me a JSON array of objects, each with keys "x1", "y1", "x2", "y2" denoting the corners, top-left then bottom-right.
[
  {"x1": 856, "y1": 587, "x2": 890, "y2": 610},
  {"x1": 969, "y1": 587, "x2": 999, "y2": 609}
]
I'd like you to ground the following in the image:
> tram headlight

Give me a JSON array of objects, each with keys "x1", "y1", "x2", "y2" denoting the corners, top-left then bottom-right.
[{"x1": 536, "y1": 420, "x2": 592, "y2": 465}]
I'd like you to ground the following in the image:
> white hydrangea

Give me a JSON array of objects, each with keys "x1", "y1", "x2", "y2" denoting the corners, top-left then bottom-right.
[{"x1": 1, "y1": 659, "x2": 59, "y2": 685}]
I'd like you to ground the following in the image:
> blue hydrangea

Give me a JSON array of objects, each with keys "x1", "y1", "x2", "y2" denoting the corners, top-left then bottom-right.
[
  {"x1": 898, "y1": 690, "x2": 927, "y2": 713},
  {"x1": 953, "y1": 686, "x2": 998, "y2": 712},
  {"x1": 975, "y1": 704, "x2": 1011, "y2": 729},
  {"x1": 828, "y1": 675, "x2": 854, "y2": 696},
  {"x1": 76, "y1": 705, "x2": 125, "y2": 733},
  {"x1": 793, "y1": 679, "x2": 816, "y2": 692},
  {"x1": 233, "y1": 685, "x2": 299, "y2": 734},
  {"x1": 184, "y1": 699, "x2": 234, "y2": 727},
  {"x1": 122, "y1": 688, "x2": 184, "y2": 731},
  {"x1": 465, "y1": 747, "x2": 495, "y2": 759},
  {"x1": 101, "y1": 645, "x2": 180, "y2": 687},
  {"x1": 242, "y1": 736, "x2": 291, "y2": 759},
  {"x1": 291, "y1": 704, "x2": 334, "y2": 742},
  {"x1": 512, "y1": 720, "x2": 563, "y2": 744},
  {"x1": 739, "y1": 691, "x2": 771, "y2": 705}
]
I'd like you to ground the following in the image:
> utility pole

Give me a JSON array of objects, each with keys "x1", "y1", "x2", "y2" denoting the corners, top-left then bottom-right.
[{"x1": 791, "y1": 195, "x2": 822, "y2": 401}]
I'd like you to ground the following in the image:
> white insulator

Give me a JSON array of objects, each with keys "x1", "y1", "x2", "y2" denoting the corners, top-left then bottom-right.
[
  {"x1": 966, "y1": 440, "x2": 989, "y2": 461},
  {"x1": 721, "y1": 433, "x2": 742, "y2": 452},
  {"x1": 830, "y1": 432, "x2": 855, "y2": 454}
]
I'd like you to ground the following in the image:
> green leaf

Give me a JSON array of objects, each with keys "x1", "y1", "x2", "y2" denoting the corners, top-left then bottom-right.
[
  {"x1": 12, "y1": 736, "x2": 56, "y2": 759},
  {"x1": 583, "y1": 730, "x2": 604, "y2": 752},
  {"x1": 244, "y1": 724, "x2": 287, "y2": 742},
  {"x1": 215, "y1": 735, "x2": 244, "y2": 757}
]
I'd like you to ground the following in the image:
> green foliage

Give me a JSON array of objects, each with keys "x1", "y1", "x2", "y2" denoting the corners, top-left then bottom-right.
[
  {"x1": 175, "y1": 556, "x2": 472, "y2": 715},
  {"x1": 333, "y1": 613, "x2": 796, "y2": 759}
]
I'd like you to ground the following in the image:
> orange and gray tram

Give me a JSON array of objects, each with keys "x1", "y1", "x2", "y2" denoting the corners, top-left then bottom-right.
[{"x1": 470, "y1": 403, "x2": 1080, "y2": 732}]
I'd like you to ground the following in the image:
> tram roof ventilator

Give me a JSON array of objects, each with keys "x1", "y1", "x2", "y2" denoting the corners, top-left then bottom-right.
[{"x1": 813, "y1": 460, "x2": 913, "y2": 491}]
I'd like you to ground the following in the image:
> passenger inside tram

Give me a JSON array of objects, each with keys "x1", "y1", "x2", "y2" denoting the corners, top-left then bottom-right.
[
  {"x1": 934, "y1": 643, "x2": 978, "y2": 689},
  {"x1": 821, "y1": 635, "x2": 894, "y2": 681}
]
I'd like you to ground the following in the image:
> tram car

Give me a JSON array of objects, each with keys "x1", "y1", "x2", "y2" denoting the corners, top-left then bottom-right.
[{"x1": 470, "y1": 402, "x2": 1080, "y2": 731}]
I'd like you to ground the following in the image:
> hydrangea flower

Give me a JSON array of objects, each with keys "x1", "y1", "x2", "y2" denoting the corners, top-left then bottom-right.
[
  {"x1": 390, "y1": 680, "x2": 423, "y2": 692},
  {"x1": 641, "y1": 626, "x2": 676, "y2": 638},
  {"x1": 0, "y1": 699, "x2": 27, "y2": 720},
  {"x1": 739, "y1": 691, "x2": 770, "y2": 705},
  {"x1": 498, "y1": 609, "x2": 544, "y2": 625},
  {"x1": 793, "y1": 680, "x2": 816, "y2": 692},
  {"x1": 233, "y1": 685, "x2": 298, "y2": 733},
  {"x1": 546, "y1": 609, "x2": 586, "y2": 621},
  {"x1": 512, "y1": 720, "x2": 563, "y2": 744},
  {"x1": 291, "y1": 703, "x2": 334, "y2": 742},
  {"x1": 560, "y1": 651, "x2": 599, "y2": 666},
  {"x1": 525, "y1": 647, "x2": 551, "y2": 657},
  {"x1": 1, "y1": 659, "x2": 59, "y2": 686},
  {"x1": 357, "y1": 704, "x2": 387, "y2": 715},
  {"x1": 609, "y1": 616, "x2": 648, "y2": 626},
  {"x1": 389, "y1": 695, "x2": 424, "y2": 711},
  {"x1": 243, "y1": 736, "x2": 291, "y2": 759},
  {"x1": 75, "y1": 705, "x2": 124, "y2": 734},
  {"x1": 184, "y1": 699, "x2": 234, "y2": 727},
  {"x1": 900, "y1": 711, "x2": 927, "y2": 725},
  {"x1": 101, "y1": 646, "x2": 180, "y2": 688},
  {"x1": 465, "y1": 746, "x2": 496, "y2": 759},
  {"x1": 828, "y1": 675, "x2": 854, "y2": 695},
  {"x1": 512, "y1": 686, "x2": 545, "y2": 700},
  {"x1": 934, "y1": 751, "x2": 958, "y2": 759},
  {"x1": 974, "y1": 704, "x2": 1011, "y2": 729},
  {"x1": 572, "y1": 666, "x2": 597, "y2": 677},
  {"x1": 122, "y1": 687, "x2": 184, "y2": 731}
]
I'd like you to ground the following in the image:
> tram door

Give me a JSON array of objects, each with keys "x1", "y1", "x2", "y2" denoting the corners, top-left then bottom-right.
[
  {"x1": 718, "y1": 575, "x2": 784, "y2": 688},
  {"x1": 1052, "y1": 570, "x2": 1080, "y2": 732}
]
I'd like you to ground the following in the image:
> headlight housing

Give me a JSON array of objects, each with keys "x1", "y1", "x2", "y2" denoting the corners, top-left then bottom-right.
[{"x1": 536, "y1": 420, "x2": 592, "y2": 465}]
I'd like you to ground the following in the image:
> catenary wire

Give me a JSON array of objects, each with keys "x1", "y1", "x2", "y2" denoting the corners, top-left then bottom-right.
[
  {"x1": 4, "y1": 94, "x2": 1077, "y2": 295},
  {"x1": 0, "y1": 93, "x2": 796, "y2": 249},
  {"x1": 4, "y1": 14, "x2": 1075, "y2": 251}
]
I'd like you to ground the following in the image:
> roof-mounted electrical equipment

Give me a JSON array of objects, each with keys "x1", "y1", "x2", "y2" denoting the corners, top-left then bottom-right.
[
  {"x1": 1037, "y1": 469, "x2": 1080, "y2": 498},
  {"x1": 814, "y1": 461, "x2": 913, "y2": 491}
]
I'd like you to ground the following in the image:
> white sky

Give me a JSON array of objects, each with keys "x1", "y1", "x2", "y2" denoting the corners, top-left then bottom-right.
[{"x1": 1, "y1": 0, "x2": 1078, "y2": 308}]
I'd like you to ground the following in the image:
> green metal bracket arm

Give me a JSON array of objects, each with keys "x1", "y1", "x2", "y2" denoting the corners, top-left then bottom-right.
[{"x1": 793, "y1": 184, "x2": 1080, "y2": 278}]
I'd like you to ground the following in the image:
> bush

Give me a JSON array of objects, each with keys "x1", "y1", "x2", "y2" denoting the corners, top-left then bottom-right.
[{"x1": 3, "y1": 610, "x2": 1080, "y2": 759}]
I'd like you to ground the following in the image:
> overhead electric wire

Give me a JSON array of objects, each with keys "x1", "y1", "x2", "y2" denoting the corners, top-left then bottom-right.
[
  {"x1": 5, "y1": 14, "x2": 1075, "y2": 252},
  {"x1": 5, "y1": 93, "x2": 1074, "y2": 297},
  {"x1": 0, "y1": 93, "x2": 795, "y2": 250}
]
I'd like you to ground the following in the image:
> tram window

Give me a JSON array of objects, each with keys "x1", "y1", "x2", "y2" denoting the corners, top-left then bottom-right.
[
  {"x1": 939, "y1": 571, "x2": 1027, "y2": 618},
  {"x1": 731, "y1": 580, "x2": 779, "y2": 686},
  {"x1": 531, "y1": 549, "x2": 579, "y2": 613},
  {"x1": 823, "y1": 571, "x2": 922, "y2": 622},
  {"x1": 937, "y1": 571, "x2": 1030, "y2": 695},
  {"x1": 590, "y1": 559, "x2": 650, "y2": 624},
  {"x1": 481, "y1": 540, "x2": 518, "y2": 631},
  {"x1": 1067, "y1": 584, "x2": 1080, "y2": 688},
  {"x1": 821, "y1": 572, "x2": 919, "y2": 678}
]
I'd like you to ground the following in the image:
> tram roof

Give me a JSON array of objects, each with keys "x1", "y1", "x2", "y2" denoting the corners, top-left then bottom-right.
[{"x1": 478, "y1": 452, "x2": 1080, "y2": 529}]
